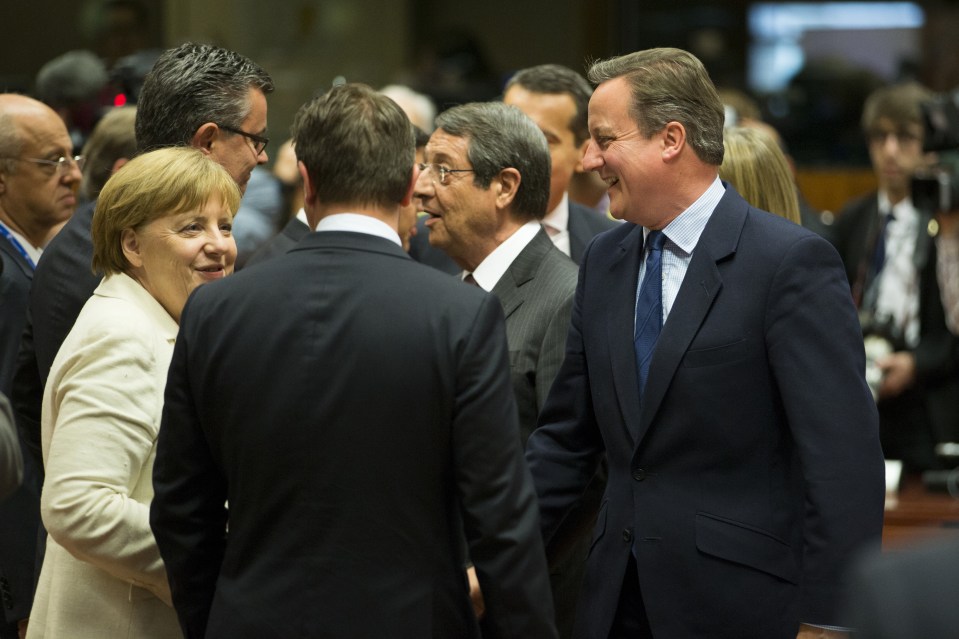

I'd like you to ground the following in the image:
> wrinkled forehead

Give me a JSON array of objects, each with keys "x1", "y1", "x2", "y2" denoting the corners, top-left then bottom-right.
[{"x1": 425, "y1": 129, "x2": 471, "y2": 165}]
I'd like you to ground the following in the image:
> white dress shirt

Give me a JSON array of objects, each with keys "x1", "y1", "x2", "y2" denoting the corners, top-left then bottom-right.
[{"x1": 466, "y1": 221, "x2": 542, "y2": 291}]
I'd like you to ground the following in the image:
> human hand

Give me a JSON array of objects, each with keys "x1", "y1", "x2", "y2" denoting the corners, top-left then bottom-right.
[
  {"x1": 796, "y1": 623, "x2": 848, "y2": 639},
  {"x1": 877, "y1": 351, "x2": 916, "y2": 399},
  {"x1": 467, "y1": 566, "x2": 485, "y2": 620}
]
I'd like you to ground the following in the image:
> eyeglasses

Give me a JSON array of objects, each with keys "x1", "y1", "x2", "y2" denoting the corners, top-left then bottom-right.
[
  {"x1": 2, "y1": 155, "x2": 85, "y2": 176},
  {"x1": 218, "y1": 124, "x2": 269, "y2": 156},
  {"x1": 417, "y1": 162, "x2": 475, "y2": 186}
]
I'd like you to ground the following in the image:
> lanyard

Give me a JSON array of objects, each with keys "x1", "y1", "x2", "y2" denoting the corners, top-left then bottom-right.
[{"x1": 0, "y1": 223, "x2": 37, "y2": 270}]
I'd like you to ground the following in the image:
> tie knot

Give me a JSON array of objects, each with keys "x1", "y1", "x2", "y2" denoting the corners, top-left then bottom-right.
[{"x1": 646, "y1": 230, "x2": 667, "y2": 252}]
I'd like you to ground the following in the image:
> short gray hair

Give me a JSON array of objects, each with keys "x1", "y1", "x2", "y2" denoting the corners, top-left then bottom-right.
[
  {"x1": 135, "y1": 42, "x2": 273, "y2": 152},
  {"x1": 435, "y1": 102, "x2": 551, "y2": 221},
  {"x1": 588, "y1": 47, "x2": 725, "y2": 166}
]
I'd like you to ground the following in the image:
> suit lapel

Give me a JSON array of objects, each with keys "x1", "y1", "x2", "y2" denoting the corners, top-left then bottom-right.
[
  {"x1": 0, "y1": 237, "x2": 35, "y2": 279},
  {"x1": 633, "y1": 188, "x2": 745, "y2": 445},
  {"x1": 491, "y1": 228, "x2": 552, "y2": 319},
  {"x1": 605, "y1": 224, "x2": 645, "y2": 443}
]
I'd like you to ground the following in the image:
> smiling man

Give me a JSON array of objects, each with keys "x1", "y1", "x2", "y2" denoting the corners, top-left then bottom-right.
[{"x1": 525, "y1": 48, "x2": 885, "y2": 639}]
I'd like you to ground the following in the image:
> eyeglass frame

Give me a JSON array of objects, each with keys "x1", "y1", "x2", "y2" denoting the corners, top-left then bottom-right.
[
  {"x1": 417, "y1": 162, "x2": 475, "y2": 186},
  {"x1": 217, "y1": 124, "x2": 269, "y2": 156},
  {"x1": 1, "y1": 155, "x2": 85, "y2": 176}
]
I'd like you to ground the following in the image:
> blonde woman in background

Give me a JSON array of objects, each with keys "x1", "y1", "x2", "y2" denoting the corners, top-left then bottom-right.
[{"x1": 720, "y1": 125, "x2": 802, "y2": 225}]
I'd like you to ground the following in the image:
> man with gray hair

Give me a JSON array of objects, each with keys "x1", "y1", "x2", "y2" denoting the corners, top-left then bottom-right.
[
  {"x1": 525, "y1": 48, "x2": 885, "y2": 639},
  {"x1": 415, "y1": 102, "x2": 577, "y2": 446},
  {"x1": 8, "y1": 43, "x2": 272, "y2": 638},
  {"x1": 151, "y1": 83, "x2": 556, "y2": 638},
  {"x1": 415, "y1": 102, "x2": 579, "y2": 629}
]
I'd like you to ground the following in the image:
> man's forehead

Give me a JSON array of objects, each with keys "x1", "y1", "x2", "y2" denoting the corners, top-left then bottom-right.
[
  {"x1": 17, "y1": 111, "x2": 72, "y2": 152},
  {"x1": 426, "y1": 131, "x2": 469, "y2": 160}
]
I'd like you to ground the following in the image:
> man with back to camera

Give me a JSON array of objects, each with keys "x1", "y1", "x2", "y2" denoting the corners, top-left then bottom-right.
[
  {"x1": 829, "y1": 82, "x2": 959, "y2": 472},
  {"x1": 150, "y1": 83, "x2": 557, "y2": 639},
  {"x1": 525, "y1": 47, "x2": 885, "y2": 639},
  {"x1": 6, "y1": 42, "x2": 272, "y2": 639},
  {"x1": 0, "y1": 93, "x2": 82, "y2": 639}
]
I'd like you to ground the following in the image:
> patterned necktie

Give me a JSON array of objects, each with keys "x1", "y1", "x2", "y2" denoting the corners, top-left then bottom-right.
[{"x1": 634, "y1": 230, "x2": 666, "y2": 399}]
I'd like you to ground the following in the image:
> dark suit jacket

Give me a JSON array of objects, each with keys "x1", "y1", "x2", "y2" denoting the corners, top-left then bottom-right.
[
  {"x1": 12, "y1": 201, "x2": 99, "y2": 467},
  {"x1": 845, "y1": 538, "x2": 959, "y2": 639},
  {"x1": 830, "y1": 193, "x2": 959, "y2": 448},
  {"x1": 490, "y1": 228, "x2": 593, "y2": 639},
  {"x1": 567, "y1": 201, "x2": 618, "y2": 264},
  {"x1": 526, "y1": 185, "x2": 886, "y2": 639},
  {"x1": 151, "y1": 230, "x2": 557, "y2": 639},
  {"x1": 0, "y1": 233, "x2": 41, "y2": 630},
  {"x1": 493, "y1": 228, "x2": 578, "y2": 443},
  {"x1": 242, "y1": 216, "x2": 310, "y2": 268}
]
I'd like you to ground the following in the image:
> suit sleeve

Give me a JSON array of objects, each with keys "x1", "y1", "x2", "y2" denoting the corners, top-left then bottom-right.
[
  {"x1": 525, "y1": 251, "x2": 606, "y2": 543},
  {"x1": 764, "y1": 234, "x2": 885, "y2": 625},
  {"x1": 452, "y1": 293, "x2": 558, "y2": 639},
  {"x1": 0, "y1": 393, "x2": 22, "y2": 500},
  {"x1": 151, "y1": 298, "x2": 228, "y2": 639},
  {"x1": 41, "y1": 320, "x2": 172, "y2": 604}
]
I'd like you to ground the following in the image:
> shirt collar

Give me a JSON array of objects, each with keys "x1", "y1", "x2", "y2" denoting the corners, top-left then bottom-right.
[
  {"x1": 468, "y1": 220, "x2": 542, "y2": 290},
  {"x1": 542, "y1": 192, "x2": 570, "y2": 233},
  {"x1": 315, "y1": 213, "x2": 402, "y2": 247},
  {"x1": 653, "y1": 176, "x2": 724, "y2": 255}
]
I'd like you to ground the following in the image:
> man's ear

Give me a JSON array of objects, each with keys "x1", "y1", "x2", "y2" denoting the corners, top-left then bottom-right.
[
  {"x1": 120, "y1": 228, "x2": 144, "y2": 268},
  {"x1": 494, "y1": 167, "x2": 522, "y2": 209},
  {"x1": 191, "y1": 123, "x2": 219, "y2": 155},
  {"x1": 400, "y1": 164, "x2": 420, "y2": 207},
  {"x1": 298, "y1": 161, "x2": 316, "y2": 206},
  {"x1": 574, "y1": 138, "x2": 590, "y2": 173},
  {"x1": 661, "y1": 121, "x2": 686, "y2": 161}
]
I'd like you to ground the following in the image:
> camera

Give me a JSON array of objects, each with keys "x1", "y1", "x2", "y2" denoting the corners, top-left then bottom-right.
[{"x1": 912, "y1": 89, "x2": 959, "y2": 213}]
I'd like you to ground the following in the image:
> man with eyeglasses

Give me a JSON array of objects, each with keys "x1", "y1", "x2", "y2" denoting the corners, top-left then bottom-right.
[
  {"x1": 0, "y1": 92, "x2": 81, "y2": 639},
  {"x1": 414, "y1": 103, "x2": 578, "y2": 629},
  {"x1": 830, "y1": 82, "x2": 959, "y2": 473},
  {"x1": 4, "y1": 42, "x2": 272, "y2": 639}
]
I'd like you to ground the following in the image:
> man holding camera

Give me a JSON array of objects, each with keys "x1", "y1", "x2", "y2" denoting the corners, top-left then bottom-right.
[{"x1": 830, "y1": 82, "x2": 959, "y2": 472}]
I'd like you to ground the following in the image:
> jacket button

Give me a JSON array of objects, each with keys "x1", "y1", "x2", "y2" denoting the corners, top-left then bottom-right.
[
  {"x1": 622, "y1": 528, "x2": 633, "y2": 543},
  {"x1": 632, "y1": 467, "x2": 646, "y2": 481}
]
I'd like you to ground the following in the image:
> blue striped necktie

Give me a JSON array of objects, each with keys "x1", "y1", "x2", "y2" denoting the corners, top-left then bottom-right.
[{"x1": 634, "y1": 230, "x2": 666, "y2": 398}]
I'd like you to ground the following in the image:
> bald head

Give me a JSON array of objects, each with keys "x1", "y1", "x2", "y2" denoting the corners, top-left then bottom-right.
[{"x1": 0, "y1": 93, "x2": 80, "y2": 247}]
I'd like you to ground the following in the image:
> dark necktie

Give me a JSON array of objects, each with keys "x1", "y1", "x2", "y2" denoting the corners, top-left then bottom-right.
[
  {"x1": 634, "y1": 231, "x2": 666, "y2": 399},
  {"x1": 463, "y1": 273, "x2": 480, "y2": 287}
]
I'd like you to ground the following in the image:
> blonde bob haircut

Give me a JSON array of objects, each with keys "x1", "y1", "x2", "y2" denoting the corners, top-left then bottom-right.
[
  {"x1": 719, "y1": 126, "x2": 801, "y2": 225},
  {"x1": 91, "y1": 146, "x2": 241, "y2": 275}
]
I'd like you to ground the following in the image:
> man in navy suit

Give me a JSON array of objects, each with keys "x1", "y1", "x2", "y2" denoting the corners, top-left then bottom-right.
[
  {"x1": 503, "y1": 64, "x2": 618, "y2": 263},
  {"x1": 525, "y1": 48, "x2": 886, "y2": 639}
]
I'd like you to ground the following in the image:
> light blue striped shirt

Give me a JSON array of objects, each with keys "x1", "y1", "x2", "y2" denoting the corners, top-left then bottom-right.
[{"x1": 636, "y1": 177, "x2": 725, "y2": 329}]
